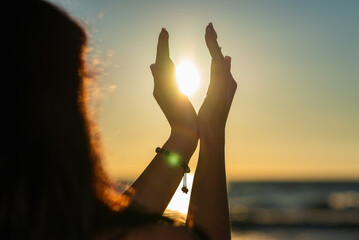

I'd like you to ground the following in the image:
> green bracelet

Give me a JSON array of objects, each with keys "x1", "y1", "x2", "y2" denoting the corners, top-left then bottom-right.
[{"x1": 156, "y1": 147, "x2": 190, "y2": 194}]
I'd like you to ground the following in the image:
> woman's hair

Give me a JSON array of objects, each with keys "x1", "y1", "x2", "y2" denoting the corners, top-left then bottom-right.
[
  {"x1": 1, "y1": 2, "x2": 174, "y2": 239},
  {"x1": 1, "y1": 1, "x2": 97, "y2": 239},
  {"x1": 1, "y1": 1, "x2": 134, "y2": 239}
]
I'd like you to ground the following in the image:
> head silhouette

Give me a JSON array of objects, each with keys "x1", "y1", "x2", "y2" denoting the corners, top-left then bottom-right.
[
  {"x1": 1, "y1": 1, "x2": 97, "y2": 239},
  {"x1": 1, "y1": 2, "x2": 170, "y2": 239}
]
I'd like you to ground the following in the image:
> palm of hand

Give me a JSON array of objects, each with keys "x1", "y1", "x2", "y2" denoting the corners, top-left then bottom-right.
[
  {"x1": 150, "y1": 28, "x2": 198, "y2": 133},
  {"x1": 198, "y1": 23, "x2": 237, "y2": 130},
  {"x1": 150, "y1": 24, "x2": 237, "y2": 134}
]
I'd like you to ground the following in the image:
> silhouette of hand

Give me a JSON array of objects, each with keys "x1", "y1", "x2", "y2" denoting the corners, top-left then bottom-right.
[
  {"x1": 198, "y1": 23, "x2": 237, "y2": 131},
  {"x1": 150, "y1": 28, "x2": 198, "y2": 135}
]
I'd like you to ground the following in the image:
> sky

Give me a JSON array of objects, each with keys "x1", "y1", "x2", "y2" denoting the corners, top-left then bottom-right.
[{"x1": 49, "y1": 0, "x2": 359, "y2": 181}]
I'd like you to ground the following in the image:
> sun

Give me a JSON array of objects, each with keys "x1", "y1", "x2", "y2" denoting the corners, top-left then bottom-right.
[{"x1": 175, "y1": 61, "x2": 200, "y2": 97}]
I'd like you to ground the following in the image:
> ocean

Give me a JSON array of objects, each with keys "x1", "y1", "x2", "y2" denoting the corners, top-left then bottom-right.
[
  {"x1": 118, "y1": 180, "x2": 359, "y2": 239},
  {"x1": 228, "y1": 181, "x2": 359, "y2": 240}
]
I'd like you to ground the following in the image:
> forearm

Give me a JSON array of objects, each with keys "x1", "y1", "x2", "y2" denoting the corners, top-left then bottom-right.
[
  {"x1": 187, "y1": 126, "x2": 231, "y2": 240},
  {"x1": 128, "y1": 128, "x2": 198, "y2": 214}
]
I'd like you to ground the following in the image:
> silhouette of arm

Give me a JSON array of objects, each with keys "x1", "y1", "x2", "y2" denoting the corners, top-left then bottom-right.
[
  {"x1": 187, "y1": 23, "x2": 237, "y2": 240},
  {"x1": 127, "y1": 28, "x2": 199, "y2": 214}
]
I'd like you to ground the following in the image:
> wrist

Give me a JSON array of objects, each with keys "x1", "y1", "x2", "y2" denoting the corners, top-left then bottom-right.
[
  {"x1": 170, "y1": 127, "x2": 199, "y2": 147},
  {"x1": 165, "y1": 129, "x2": 198, "y2": 165},
  {"x1": 197, "y1": 121, "x2": 225, "y2": 149},
  {"x1": 198, "y1": 118, "x2": 225, "y2": 134},
  {"x1": 171, "y1": 124, "x2": 199, "y2": 140},
  {"x1": 198, "y1": 107, "x2": 227, "y2": 136}
]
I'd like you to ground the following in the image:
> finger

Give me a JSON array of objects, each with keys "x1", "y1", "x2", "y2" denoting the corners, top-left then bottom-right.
[
  {"x1": 225, "y1": 56, "x2": 237, "y2": 109},
  {"x1": 224, "y1": 56, "x2": 231, "y2": 72},
  {"x1": 150, "y1": 64, "x2": 160, "y2": 89},
  {"x1": 205, "y1": 23, "x2": 224, "y2": 61},
  {"x1": 224, "y1": 77, "x2": 237, "y2": 115},
  {"x1": 210, "y1": 55, "x2": 231, "y2": 82},
  {"x1": 209, "y1": 55, "x2": 231, "y2": 94},
  {"x1": 150, "y1": 64, "x2": 158, "y2": 78},
  {"x1": 225, "y1": 56, "x2": 236, "y2": 94},
  {"x1": 155, "y1": 28, "x2": 170, "y2": 65}
]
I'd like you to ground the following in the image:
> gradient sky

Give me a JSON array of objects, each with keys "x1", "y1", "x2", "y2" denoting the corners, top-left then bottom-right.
[{"x1": 50, "y1": 0, "x2": 359, "y2": 181}]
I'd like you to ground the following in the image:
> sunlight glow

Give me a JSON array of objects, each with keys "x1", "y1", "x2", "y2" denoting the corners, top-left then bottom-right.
[
  {"x1": 175, "y1": 61, "x2": 200, "y2": 96},
  {"x1": 166, "y1": 173, "x2": 194, "y2": 215},
  {"x1": 165, "y1": 152, "x2": 182, "y2": 168}
]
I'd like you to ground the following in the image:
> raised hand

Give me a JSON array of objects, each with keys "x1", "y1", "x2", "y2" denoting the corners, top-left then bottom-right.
[
  {"x1": 198, "y1": 23, "x2": 237, "y2": 132},
  {"x1": 150, "y1": 28, "x2": 198, "y2": 135},
  {"x1": 128, "y1": 29, "x2": 199, "y2": 214},
  {"x1": 186, "y1": 24, "x2": 236, "y2": 240}
]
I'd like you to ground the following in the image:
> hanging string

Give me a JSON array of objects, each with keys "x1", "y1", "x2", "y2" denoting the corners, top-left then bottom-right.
[
  {"x1": 156, "y1": 147, "x2": 190, "y2": 194},
  {"x1": 181, "y1": 173, "x2": 188, "y2": 193}
]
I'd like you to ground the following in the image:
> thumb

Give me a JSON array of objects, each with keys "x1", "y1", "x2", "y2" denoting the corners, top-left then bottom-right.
[{"x1": 150, "y1": 64, "x2": 158, "y2": 78}]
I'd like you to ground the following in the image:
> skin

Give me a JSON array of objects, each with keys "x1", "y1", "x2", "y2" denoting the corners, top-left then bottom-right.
[
  {"x1": 128, "y1": 28, "x2": 199, "y2": 214},
  {"x1": 187, "y1": 23, "x2": 237, "y2": 240},
  {"x1": 127, "y1": 23, "x2": 237, "y2": 240}
]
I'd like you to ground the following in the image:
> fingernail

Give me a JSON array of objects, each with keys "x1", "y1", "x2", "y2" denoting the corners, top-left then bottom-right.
[
  {"x1": 161, "y1": 28, "x2": 166, "y2": 33},
  {"x1": 209, "y1": 22, "x2": 213, "y2": 28},
  {"x1": 225, "y1": 56, "x2": 231, "y2": 63}
]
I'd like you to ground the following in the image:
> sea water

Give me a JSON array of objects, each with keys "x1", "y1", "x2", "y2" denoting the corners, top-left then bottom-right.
[{"x1": 228, "y1": 181, "x2": 359, "y2": 240}]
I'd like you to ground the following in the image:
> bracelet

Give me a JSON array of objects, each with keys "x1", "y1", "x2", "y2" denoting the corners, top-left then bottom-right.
[{"x1": 155, "y1": 147, "x2": 190, "y2": 194}]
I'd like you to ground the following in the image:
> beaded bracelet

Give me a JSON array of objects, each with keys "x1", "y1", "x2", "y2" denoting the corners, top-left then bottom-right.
[{"x1": 156, "y1": 147, "x2": 190, "y2": 193}]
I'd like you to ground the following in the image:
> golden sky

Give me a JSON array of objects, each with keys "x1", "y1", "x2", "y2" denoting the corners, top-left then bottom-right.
[{"x1": 51, "y1": 0, "x2": 359, "y2": 181}]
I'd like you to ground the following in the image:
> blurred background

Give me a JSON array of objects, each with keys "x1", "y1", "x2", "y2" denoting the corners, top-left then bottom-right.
[{"x1": 50, "y1": 0, "x2": 359, "y2": 239}]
